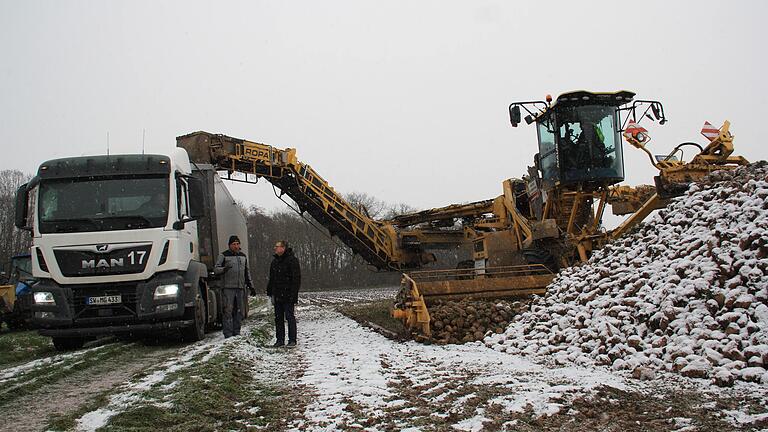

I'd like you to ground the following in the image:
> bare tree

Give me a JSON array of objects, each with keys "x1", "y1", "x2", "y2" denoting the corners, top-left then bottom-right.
[
  {"x1": 344, "y1": 191, "x2": 387, "y2": 219},
  {"x1": 383, "y1": 202, "x2": 419, "y2": 219},
  {"x1": 0, "y1": 170, "x2": 32, "y2": 267},
  {"x1": 243, "y1": 203, "x2": 399, "y2": 292}
]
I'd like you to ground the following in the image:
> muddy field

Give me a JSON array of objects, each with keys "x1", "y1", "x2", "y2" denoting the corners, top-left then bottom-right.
[{"x1": 0, "y1": 288, "x2": 766, "y2": 432}]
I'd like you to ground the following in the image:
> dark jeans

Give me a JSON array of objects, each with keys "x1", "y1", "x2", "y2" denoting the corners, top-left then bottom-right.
[
  {"x1": 274, "y1": 300, "x2": 297, "y2": 344},
  {"x1": 222, "y1": 288, "x2": 245, "y2": 338}
]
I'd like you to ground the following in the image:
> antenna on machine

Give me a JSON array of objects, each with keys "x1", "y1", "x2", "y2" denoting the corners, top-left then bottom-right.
[
  {"x1": 106, "y1": 132, "x2": 110, "y2": 156},
  {"x1": 142, "y1": 129, "x2": 146, "y2": 155}
]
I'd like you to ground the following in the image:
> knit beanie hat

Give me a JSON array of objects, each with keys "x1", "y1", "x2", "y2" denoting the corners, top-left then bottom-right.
[{"x1": 228, "y1": 235, "x2": 241, "y2": 245}]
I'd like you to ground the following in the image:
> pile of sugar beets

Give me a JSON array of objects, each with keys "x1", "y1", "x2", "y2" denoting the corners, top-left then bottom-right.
[{"x1": 428, "y1": 299, "x2": 520, "y2": 344}]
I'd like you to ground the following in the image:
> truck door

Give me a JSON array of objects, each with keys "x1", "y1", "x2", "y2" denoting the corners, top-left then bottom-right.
[{"x1": 176, "y1": 177, "x2": 198, "y2": 262}]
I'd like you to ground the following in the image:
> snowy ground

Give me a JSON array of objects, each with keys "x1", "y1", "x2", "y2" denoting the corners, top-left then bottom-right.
[
  {"x1": 0, "y1": 288, "x2": 766, "y2": 431},
  {"x1": 289, "y1": 306, "x2": 627, "y2": 431},
  {"x1": 287, "y1": 297, "x2": 768, "y2": 431}
]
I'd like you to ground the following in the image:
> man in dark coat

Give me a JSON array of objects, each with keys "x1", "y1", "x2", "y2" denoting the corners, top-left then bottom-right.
[
  {"x1": 267, "y1": 240, "x2": 301, "y2": 347},
  {"x1": 214, "y1": 235, "x2": 255, "y2": 338}
]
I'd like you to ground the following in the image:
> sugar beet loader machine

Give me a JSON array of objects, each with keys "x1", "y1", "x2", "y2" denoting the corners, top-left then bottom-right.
[{"x1": 178, "y1": 90, "x2": 748, "y2": 339}]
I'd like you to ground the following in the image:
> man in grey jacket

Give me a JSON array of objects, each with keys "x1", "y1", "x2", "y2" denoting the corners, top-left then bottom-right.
[{"x1": 214, "y1": 235, "x2": 255, "y2": 338}]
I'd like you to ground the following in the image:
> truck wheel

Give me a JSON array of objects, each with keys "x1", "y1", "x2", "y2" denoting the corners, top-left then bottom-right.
[
  {"x1": 6, "y1": 318, "x2": 24, "y2": 331},
  {"x1": 205, "y1": 287, "x2": 220, "y2": 331},
  {"x1": 181, "y1": 289, "x2": 205, "y2": 342},
  {"x1": 52, "y1": 337, "x2": 85, "y2": 351}
]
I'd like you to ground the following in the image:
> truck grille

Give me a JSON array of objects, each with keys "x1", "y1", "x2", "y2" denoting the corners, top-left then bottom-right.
[{"x1": 72, "y1": 284, "x2": 140, "y2": 321}]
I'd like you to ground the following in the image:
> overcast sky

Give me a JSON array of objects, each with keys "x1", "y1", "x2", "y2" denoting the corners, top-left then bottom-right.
[{"x1": 1, "y1": 1, "x2": 766, "y2": 221}]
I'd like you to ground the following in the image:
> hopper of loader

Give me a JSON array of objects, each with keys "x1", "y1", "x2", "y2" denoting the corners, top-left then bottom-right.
[{"x1": 409, "y1": 264, "x2": 554, "y2": 303}]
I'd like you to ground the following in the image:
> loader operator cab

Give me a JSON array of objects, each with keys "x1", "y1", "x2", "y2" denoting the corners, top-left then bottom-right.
[{"x1": 510, "y1": 90, "x2": 632, "y2": 189}]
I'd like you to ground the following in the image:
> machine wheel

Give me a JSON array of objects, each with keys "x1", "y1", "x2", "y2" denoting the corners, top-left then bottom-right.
[
  {"x1": 181, "y1": 288, "x2": 205, "y2": 342},
  {"x1": 52, "y1": 337, "x2": 85, "y2": 351},
  {"x1": 6, "y1": 302, "x2": 29, "y2": 331},
  {"x1": 522, "y1": 248, "x2": 558, "y2": 273}
]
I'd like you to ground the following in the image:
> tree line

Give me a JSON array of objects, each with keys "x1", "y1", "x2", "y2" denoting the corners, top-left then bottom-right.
[
  {"x1": 242, "y1": 192, "x2": 469, "y2": 292},
  {"x1": 0, "y1": 169, "x2": 468, "y2": 290}
]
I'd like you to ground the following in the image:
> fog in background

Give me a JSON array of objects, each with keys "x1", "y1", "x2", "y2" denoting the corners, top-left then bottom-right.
[{"x1": 1, "y1": 1, "x2": 766, "y2": 224}]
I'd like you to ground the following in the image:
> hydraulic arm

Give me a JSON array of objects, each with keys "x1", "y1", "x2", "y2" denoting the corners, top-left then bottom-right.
[{"x1": 177, "y1": 131, "x2": 442, "y2": 270}]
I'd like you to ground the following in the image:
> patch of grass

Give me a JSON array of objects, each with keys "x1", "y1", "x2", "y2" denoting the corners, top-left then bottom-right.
[
  {"x1": 246, "y1": 298, "x2": 272, "y2": 344},
  {"x1": 248, "y1": 296, "x2": 266, "y2": 309},
  {"x1": 338, "y1": 299, "x2": 408, "y2": 339},
  {"x1": 103, "y1": 351, "x2": 286, "y2": 431},
  {"x1": 0, "y1": 329, "x2": 55, "y2": 367},
  {"x1": 108, "y1": 405, "x2": 182, "y2": 429},
  {"x1": 102, "y1": 315, "x2": 287, "y2": 431},
  {"x1": 250, "y1": 324, "x2": 271, "y2": 344}
]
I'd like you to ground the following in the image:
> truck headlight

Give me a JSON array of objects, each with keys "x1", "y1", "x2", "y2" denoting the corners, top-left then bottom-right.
[
  {"x1": 154, "y1": 284, "x2": 179, "y2": 300},
  {"x1": 34, "y1": 291, "x2": 56, "y2": 305}
]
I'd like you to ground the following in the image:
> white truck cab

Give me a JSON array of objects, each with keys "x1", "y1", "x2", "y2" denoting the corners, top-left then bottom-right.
[{"x1": 15, "y1": 148, "x2": 247, "y2": 350}]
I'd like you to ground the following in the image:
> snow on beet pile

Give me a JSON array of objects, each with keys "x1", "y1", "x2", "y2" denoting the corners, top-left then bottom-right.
[{"x1": 486, "y1": 162, "x2": 768, "y2": 386}]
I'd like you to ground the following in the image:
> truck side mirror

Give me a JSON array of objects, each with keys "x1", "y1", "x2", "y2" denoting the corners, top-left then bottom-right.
[
  {"x1": 188, "y1": 177, "x2": 206, "y2": 220},
  {"x1": 509, "y1": 105, "x2": 521, "y2": 127},
  {"x1": 15, "y1": 183, "x2": 30, "y2": 230}
]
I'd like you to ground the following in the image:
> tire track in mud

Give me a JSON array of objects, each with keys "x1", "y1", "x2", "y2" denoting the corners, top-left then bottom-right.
[
  {"x1": 0, "y1": 342, "x2": 112, "y2": 385},
  {"x1": 0, "y1": 341, "x2": 180, "y2": 432},
  {"x1": 0, "y1": 341, "x2": 136, "y2": 406}
]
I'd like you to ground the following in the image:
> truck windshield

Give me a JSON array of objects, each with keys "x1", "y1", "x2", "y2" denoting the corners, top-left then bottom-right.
[{"x1": 38, "y1": 176, "x2": 169, "y2": 233}]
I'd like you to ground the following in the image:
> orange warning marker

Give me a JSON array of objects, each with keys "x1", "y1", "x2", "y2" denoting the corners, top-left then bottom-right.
[
  {"x1": 623, "y1": 120, "x2": 649, "y2": 143},
  {"x1": 701, "y1": 121, "x2": 720, "y2": 141}
]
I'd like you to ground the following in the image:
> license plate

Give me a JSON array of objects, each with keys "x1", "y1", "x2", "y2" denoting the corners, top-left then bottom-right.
[{"x1": 86, "y1": 295, "x2": 122, "y2": 305}]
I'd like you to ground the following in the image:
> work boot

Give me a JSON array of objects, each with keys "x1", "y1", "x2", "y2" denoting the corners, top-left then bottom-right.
[
  {"x1": 272, "y1": 341, "x2": 285, "y2": 348},
  {"x1": 286, "y1": 341, "x2": 297, "y2": 348}
]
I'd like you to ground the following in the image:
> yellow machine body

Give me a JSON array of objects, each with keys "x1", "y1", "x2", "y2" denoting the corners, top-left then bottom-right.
[{"x1": 177, "y1": 90, "x2": 748, "y2": 339}]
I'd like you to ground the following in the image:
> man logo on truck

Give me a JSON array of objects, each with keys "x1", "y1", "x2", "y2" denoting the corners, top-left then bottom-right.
[{"x1": 82, "y1": 258, "x2": 124, "y2": 269}]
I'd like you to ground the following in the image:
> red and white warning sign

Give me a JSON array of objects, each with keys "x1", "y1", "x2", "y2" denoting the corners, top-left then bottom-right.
[
  {"x1": 701, "y1": 121, "x2": 720, "y2": 141},
  {"x1": 623, "y1": 120, "x2": 649, "y2": 142}
]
